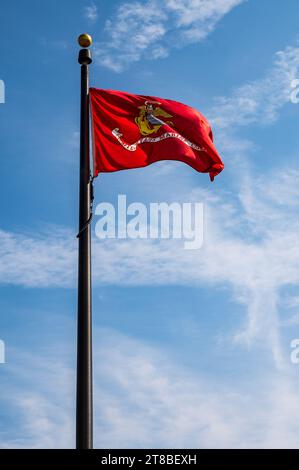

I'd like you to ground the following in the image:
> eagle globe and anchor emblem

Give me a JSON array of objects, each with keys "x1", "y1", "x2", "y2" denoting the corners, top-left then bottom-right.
[
  {"x1": 111, "y1": 100, "x2": 204, "y2": 152},
  {"x1": 135, "y1": 100, "x2": 173, "y2": 136}
]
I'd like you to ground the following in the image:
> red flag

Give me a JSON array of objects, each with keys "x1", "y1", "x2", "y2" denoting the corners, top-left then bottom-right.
[{"x1": 90, "y1": 88, "x2": 224, "y2": 181}]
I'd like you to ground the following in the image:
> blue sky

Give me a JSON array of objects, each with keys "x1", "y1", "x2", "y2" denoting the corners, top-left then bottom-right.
[{"x1": 1, "y1": 0, "x2": 299, "y2": 448}]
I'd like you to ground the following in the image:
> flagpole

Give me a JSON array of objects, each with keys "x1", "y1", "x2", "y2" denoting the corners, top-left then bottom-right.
[{"x1": 76, "y1": 33, "x2": 93, "y2": 450}]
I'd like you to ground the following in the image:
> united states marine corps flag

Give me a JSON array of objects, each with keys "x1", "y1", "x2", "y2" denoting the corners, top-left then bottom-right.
[
  {"x1": 75, "y1": 33, "x2": 224, "y2": 451},
  {"x1": 90, "y1": 88, "x2": 224, "y2": 181}
]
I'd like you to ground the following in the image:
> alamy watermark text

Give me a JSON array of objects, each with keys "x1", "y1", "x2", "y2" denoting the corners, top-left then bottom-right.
[
  {"x1": 95, "y1": 195, "x2": 204, "y2": 250},
  {"x1": 0, "y1": 80, "x2": 5, "y2": 104}
]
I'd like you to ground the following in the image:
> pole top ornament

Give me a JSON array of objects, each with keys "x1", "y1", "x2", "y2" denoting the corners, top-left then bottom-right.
[{"x1": 78, "y1": 34, "x2": 93, "y2": 48}]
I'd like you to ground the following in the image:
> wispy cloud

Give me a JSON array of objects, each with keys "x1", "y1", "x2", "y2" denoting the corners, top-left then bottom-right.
[
  {"x1": 211, "y1": 43, "x2": 299, "y2": 132},
  {"x1": 1, "y1": 166, "x2": 299, "y2": 366},
  {"x1": 2, "y1": 329, "x2": 299, "y2": 448},
  {"x1": 40, "y1": 38, "x2": 69, "y2": 51},
  {"x1": 94, "y1": 0, "x2": 245, "y2": 72},
  {"x1": 84, "y1": 3, "x2": 98, "y2": 24},
  {"x1": 0, "y1": 227, "x2": 76, "y2": 288},
  {"x1": 1, "y1": 42, "x2": 299, "y2": 368},
  {"x1": 0, "y1": 347, "x2": 74, "y2": 448},
  {"x1": 95, "y1": 330, "x2": 299, "y2": 448}
]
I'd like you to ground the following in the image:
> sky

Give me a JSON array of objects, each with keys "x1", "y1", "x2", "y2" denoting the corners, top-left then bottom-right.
[{"x1": 1, "y1": 0, "x2": 299, "y2": 448}]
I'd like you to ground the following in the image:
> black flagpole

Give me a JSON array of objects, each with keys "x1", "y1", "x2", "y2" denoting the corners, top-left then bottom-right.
[{"x1": 76, "y1": 34, "x2": 93, "y2": 450}]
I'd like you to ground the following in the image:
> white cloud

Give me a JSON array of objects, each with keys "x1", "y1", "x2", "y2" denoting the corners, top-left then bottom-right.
[
  {"x1": 94, "y1": 2, "x2": 166, "y2": 72},
  {"x1": 94, "y1": 0, "x2": 245, "y2": 72},
  {"x1": 211, "y1": 43, "x2": 299, "y2": 131},
  {"x1": 84, "y1": 3, "x2": 98, "y2": 24},
  {"x1": 0, "y1": 227, "x2": 76, "y2": 288},
  {"x1": 95, "y1": 330, "x2": 299, "y2": 448},
  {"x1": 2, "y1": 329, "x2": 299, "y2": 448},
  {"x1": 1, "y1": 167, "x2": 299, "y2": 367},
  {"x1": 2, "y1": 43, "x2": 299, "y2": 368},
  {"x1": 0, "y1": 349, "x2": 74, "y2": 448},
  {"x1": 166, "y1": 0, "x2": 245, "y2": 41},
  {"x1": 40, "y1": 38, "x2": 69, "y2": 51}
]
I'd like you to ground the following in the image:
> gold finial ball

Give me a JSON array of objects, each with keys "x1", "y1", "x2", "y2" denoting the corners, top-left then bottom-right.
[{"x1": 78, "y1": 33, "x2": 92, "y2": 48}]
